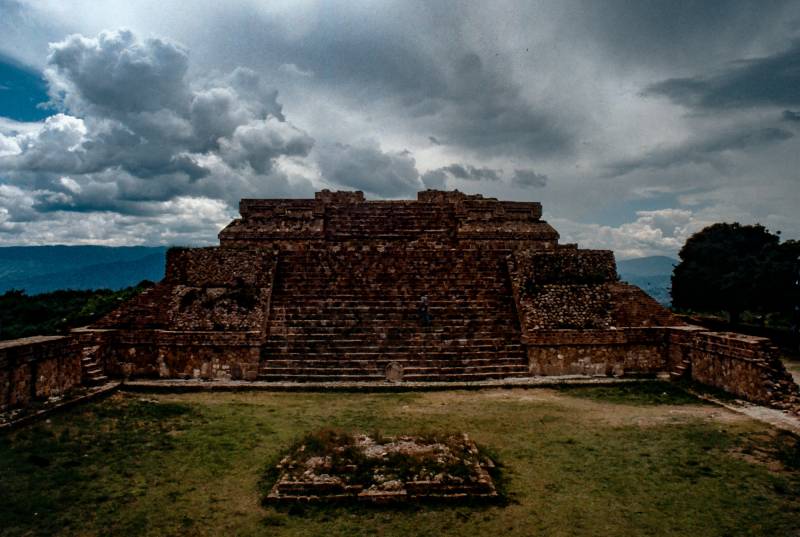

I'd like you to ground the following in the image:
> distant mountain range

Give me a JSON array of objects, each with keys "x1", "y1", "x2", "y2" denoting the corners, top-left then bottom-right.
[
  {"x1": 0, "y1": 246, "x2": 678, "y2": 304},
  {"x1": 0, "y1": 246, "x2": 168, "y2": 294},
  {"x1": 617, "y1": 255, "x2": 677, "y2": 306}
]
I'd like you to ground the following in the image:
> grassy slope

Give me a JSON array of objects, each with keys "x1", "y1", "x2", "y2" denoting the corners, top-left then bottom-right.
[{"x1": 1, "y1": 385, "x2": 798, "y2": 537}]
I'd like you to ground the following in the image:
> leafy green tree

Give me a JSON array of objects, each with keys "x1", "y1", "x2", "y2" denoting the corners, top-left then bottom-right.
[
  {"x1": 0, "y1": 281, "x2": 152, "y2": 340},
  {"x1": 672, "y1": 223, "x2": 798, "y2": 324}
]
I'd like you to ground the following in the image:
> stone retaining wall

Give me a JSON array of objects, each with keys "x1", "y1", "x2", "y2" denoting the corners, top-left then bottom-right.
[
  {"x1": 0, "y1": 336, "x2": 81, "y2": 412},
  {"x1": 523, "y1": 326, "x2": 799, "y2": 411},
  {"x1": 524, "y1": 328, "x2": 668, "y2": 376},
  {"x1": 669, "y1": 327, "x2": 799, "y2": 410},
  {"x1": 100, "y1": 330, "x2": 262, "y2": 380},
  {"x1": 220, "y1": 189, "x2": 558, "y2": 246},
  {"x1": 508, "y1": 249, "x2": 618, "y2": 331}
]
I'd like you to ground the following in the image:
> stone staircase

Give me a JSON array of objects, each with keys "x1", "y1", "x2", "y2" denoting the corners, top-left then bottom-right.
[
  {"x1": 325, "y1": 204, "x2": 457, "y2": 239},
  {"x1": 259, "y1": 247, "x2": 529, "y2": 381},
  {"x1": 80, "y1": 345, "x2": 109, "y2": 386},
  {"x1": 669, "y1": 356, "x2": 692, "y2": 381}
]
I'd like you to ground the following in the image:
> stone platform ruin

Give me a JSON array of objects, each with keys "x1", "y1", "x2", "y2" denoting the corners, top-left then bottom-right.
[
  {"x1": 1, "y1": 190, "x2": 799, "y2": 415},
  {"x1": 266, "y1": 430, "x2": 497, "y2": 504}
]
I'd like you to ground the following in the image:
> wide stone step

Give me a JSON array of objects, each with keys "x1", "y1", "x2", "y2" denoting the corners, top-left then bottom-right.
[
  {"x1": 269, "y1": 331, "x2": 519, "y2": 340},
  {"x1": 265, "y1": 352, "x2": 525, "y2": 360},
  {"x1": 402, "y1": 371, "x2": 529, "y2": 381},
  {"x1": 261, "y1": 351, "x2": 526, "y2": 361},
  {"x1": 276, "y1": 298, "x2": 509, "y2": 304},
  {"x1": 278, "y1": 272, "x2": 506, "y2": 279},
  {"x1": 267, "y1": 337, "x2": 520, "y2": 346},
  {"x1": 264, "y1": 340, "x2": 522, "y2": 348},
  {"x1": 273, "y1": 318, "x2": 515, "y2": 326},
  {"x1": 277, "y1": 281, "x2": 506, "y2": 286},
  {"x1": 261, "y1": 356, "x2": 526, "y2": 367},
  {"x1": 265, "y1": 335, "x2": 521, "y2": 345},
  {"x1": 272, "y1": 319, "x2": 517, "y2": 328},
  {"x1": 84, "y1": 375, "x2": 109, "y2": 386},
  {"x1": 256, "y1": 371, "x2": 530, "y2": 382},
  {"x1": 257, "y1": 373, "x2": 386, "y2": 382},
  {"x1": 273, "y1": 294, "x2": 506, "y2": 307},
  {"x1": 263, "y1": 342, "x2": 523, "y2": 351},
  {"x1": 271, "y1": 305, "x2": 511, "y2": 321},
  {"x1": 271, "y1": 302, "x2": 513, "y2": 312},
  {"x1": 259, "y1": 364, "x2": 528, "y2": 376}
]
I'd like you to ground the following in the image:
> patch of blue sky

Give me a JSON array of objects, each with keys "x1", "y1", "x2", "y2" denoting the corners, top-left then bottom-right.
[{"x1": 0, "y1": 54, "x2": 52, "y2": 121}]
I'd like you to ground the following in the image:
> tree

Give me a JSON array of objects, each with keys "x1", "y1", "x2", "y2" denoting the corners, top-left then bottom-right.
[{"x1": 672, "y1": 223, "x2": 798, "y2": 324}]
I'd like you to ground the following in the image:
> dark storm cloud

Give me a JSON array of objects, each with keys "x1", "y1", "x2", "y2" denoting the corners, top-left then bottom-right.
[
  {"x1": 1, "y1": 1, "x2": 799, "y2": 248},
  {"x1": 417, "y1": 163, "x2": 502, "y2": 189},
  {"x1": 316, "y1": 142, "x2": 422, "y2": 198},
  {"x1": 420, "y1": 169, "x2": 447, "y2": 190},
  {"x1": 419, "y1": 163, "x2": 546, "y2": 190},
  {"x1": 440, "y1": 163, "x2": 500, "y2": 182},
  {"x1": 645, "y1": 40, "x2": 800, "y2": 110},
  {"x1": 512, "y1": 169, "x2": 548, "y2": 188},
  {"x1": 211, "y1": 5, "x2": 573, "y2": 159},
  {"x1": 783, "y1": 110, "x2": 800, "y2": 122},
  {"x1": 422, "y1": 52, "x2": 573, "y2": 157},
  {"x1": 607, "y1": 127, "x2": 794, "y2": 177},
  {"x1": 573, "y1": 0, "x2": 797, "y2": 69}
]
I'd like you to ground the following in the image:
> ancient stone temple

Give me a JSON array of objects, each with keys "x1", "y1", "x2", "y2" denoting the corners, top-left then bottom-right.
[
  {"x1": 2, "y1": 190, "x2": 798, "y2": 414},
  {"x1": 86, "y1": 189, "x2": 675, "y2": 382}
]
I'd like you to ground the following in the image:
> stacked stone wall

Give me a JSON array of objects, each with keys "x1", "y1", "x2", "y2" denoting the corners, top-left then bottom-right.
[
  {"x1": 525, "y1": 328, "x2": 668, "y2": 376},
  {"x1": 511, "y1": 249, "x2": 617, "y2": 285},
  {"x1": 98, "y1": 247, "x2": 275, "y2": 333},
  {"x1": 0, "y1": 336, "x2": 82, "y2": 412},
  {"x1": 165, "y1": 247, "x2": 275, "y2": 286},
  {"x1": 669, "y1": 328, "x2": 799, "y2": 410},
  {"x1": 508, "y1": 249, "x2": 618, "y2": 331},
  {"x1": 89, "y1": 247, "x2": 276, "y2": 381},
  {"x1": 609, "y1": 282, "x2": 684, "y2": 327},
  {"x1": 101, "y1": 330, "x2": 262, "y2": 380},
  {"x1": 220, "y1": 189, "x2": 558, "y2": 247}
]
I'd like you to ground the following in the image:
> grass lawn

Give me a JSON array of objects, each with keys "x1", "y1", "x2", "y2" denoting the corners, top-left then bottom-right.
[{"x1": 1, "y1": 383, "x2": 799, "y2": 536}]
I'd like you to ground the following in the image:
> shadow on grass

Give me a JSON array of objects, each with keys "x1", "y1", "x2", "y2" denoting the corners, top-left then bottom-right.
[
  {"x1": 555, "y1": 381, "x2": 703, "y2": 406},
  {"x1": 0, "y1": 396, "x2": 195, "y2": 536}
]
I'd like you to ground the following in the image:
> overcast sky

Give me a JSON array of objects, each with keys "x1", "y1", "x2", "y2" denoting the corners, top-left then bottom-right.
[{"x1": 0, "y1": 0, "x2": 798, "y2": 258}]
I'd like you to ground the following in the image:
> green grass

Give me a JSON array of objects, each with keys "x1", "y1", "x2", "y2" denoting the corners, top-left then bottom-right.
[
  {"x1": 555, "y1": 381, "x2": 704, "y2": 406},
  {"x1": 1, "y1": 384, "x2": 799, "y2": 536}
]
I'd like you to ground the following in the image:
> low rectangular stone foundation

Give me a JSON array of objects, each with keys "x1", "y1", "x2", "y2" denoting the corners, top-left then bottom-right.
[{"x1": 266, "y1": 431, "x2": 498, "y2": 504}]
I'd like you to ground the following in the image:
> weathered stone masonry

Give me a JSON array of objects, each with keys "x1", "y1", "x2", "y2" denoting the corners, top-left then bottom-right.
[
  {"x1": 91, "y1": 247, "x2": 275, "y2": 380},
  {"x1": 0, "y1": 336, "x2": 81, "y2": 412},
  {"x1": 1, "y1": 190, "x2": 798, "y2": 414}
]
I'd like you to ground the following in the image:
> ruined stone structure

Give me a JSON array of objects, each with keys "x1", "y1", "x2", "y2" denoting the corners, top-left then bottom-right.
[{"x1": 1, "y1": 190, "x2": 798, "y2": 414}]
